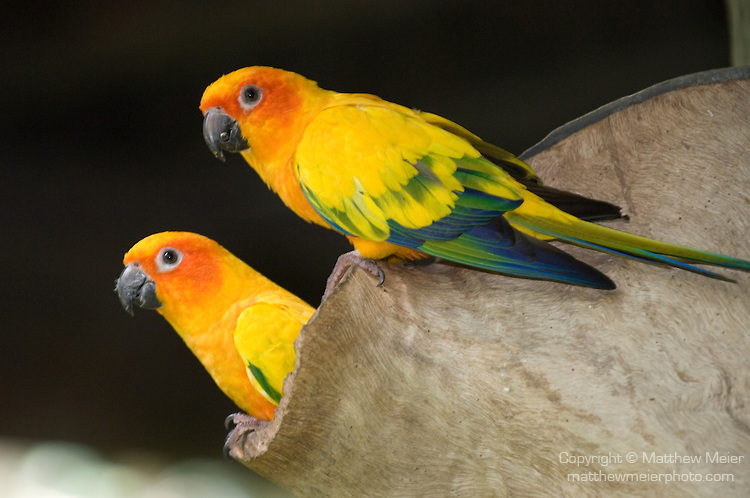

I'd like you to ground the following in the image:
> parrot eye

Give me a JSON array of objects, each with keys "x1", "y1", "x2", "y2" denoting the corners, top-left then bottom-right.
[
  {"x1": 156, "y1": 247, "x2": 184, "y2": 273},
  {"x1": 239, "y1": 84, "x2": 263, "y2": 111}
]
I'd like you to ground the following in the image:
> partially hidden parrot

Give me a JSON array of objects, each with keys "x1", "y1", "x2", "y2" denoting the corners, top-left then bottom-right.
[
  {"x1": 200, "y1": 66, "x2": 750, "y2": 289},
  {"x1": 115, "y1": 231, "x2": 315, "y2": 422}
]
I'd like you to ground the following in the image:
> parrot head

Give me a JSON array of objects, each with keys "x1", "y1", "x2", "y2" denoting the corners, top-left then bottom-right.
[
  {"x1": 200, "y1": 66, "x2": 332, "y2": 164},
  {"x1": 115, "y1": 232, "x2": 230, "y2": 328}
]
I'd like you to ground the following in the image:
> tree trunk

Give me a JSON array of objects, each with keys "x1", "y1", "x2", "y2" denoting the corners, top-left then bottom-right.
[{"x1": 228, "y1": 67, "x2": 750, "y2": 497}]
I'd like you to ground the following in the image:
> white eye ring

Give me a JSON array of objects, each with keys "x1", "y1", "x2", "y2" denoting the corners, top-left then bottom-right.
[
  {"x1": 238, "y1": 84, "x2": 263, "y2": 111},
  {"x1": 155, "y1": 247, "x2": 184, "y2": 273}
]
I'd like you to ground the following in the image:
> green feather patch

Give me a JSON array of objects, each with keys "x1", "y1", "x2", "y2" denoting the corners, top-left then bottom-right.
[{"x1": 248, "y1": 361, "x2": 282, "y2": 405}]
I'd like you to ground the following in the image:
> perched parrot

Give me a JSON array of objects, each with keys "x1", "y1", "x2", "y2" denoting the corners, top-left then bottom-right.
[
  {"x1": 200, "y1": 66, "x2": 750, "y2": 289},
  {"x1": 115, "y1": 231, "x2": 315, "y2": 422}
]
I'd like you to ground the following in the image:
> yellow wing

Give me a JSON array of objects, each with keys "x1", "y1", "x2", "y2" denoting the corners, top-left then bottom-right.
[
  {"x1": 234, "y1": 301, "x2": 313, "y2": 406},
  {"x1": 295, "y1": 98, "x2": 525, "y2": 243}
]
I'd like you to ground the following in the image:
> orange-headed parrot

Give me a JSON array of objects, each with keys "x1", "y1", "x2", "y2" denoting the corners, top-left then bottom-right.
[
  {"x1": 200, "y1": 67, "x2": 750, "y2": 289},
  {"x1": 115, "y1": 231, "x2": 314, "y2": 424}
]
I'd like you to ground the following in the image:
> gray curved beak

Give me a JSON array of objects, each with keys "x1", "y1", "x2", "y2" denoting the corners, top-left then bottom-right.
[
  {"x1": 202, "y1": 107, "x2": 249, "y2": 162},
  {"x1": 115, "y1": 262, "x2": 161, "y2": 316}
]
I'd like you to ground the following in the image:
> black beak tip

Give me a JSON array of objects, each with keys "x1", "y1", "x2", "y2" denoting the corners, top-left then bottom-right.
[{"x1": 204, "y1": 137, "x2": 227, "y2": 162}]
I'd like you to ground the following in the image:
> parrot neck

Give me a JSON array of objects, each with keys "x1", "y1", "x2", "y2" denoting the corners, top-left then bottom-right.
[
  {"x1": 166, "y1": 263, "x2": 278, "y2": 339},
  {"x1": 240, "y1": 87, "x2": 338, "y2": 228},
  {"x1": 161, "y1": 265, "x2": 282, "y2": 418}
]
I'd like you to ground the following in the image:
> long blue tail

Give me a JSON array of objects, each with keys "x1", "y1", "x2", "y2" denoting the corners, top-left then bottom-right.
[{"x1": 419, "y1": 217, "x2": 616, "y2": 289}]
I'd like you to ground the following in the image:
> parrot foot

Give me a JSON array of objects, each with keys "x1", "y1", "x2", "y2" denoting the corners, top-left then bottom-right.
[
  {"x1": 223, "y1": 412, "x2": 268, "y2": 460},
  {"x1": 323, "y1": 250, "x2": 384, "y2": 301}
]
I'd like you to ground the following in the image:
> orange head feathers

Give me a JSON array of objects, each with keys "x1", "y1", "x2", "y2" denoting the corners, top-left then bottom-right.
[
  {"x1": 200, "y1": 66, "x2": 332, "y2": 167},
  {"x1": 121, "y1": 231, "x2": 222, "y2": 314},
  {"x1": 119, "y1": 231, "x2": 272, "y2": 331}
]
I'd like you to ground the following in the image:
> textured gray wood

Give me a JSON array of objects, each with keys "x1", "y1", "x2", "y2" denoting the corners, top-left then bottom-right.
[{"x1": 227, "y1": 70, "x2": 750, "y2": 497}]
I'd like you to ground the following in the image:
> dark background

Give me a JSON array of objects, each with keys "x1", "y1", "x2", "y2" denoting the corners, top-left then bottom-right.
[{"x1": 2, "y1": 0, "x2": 731, "y2": 460}]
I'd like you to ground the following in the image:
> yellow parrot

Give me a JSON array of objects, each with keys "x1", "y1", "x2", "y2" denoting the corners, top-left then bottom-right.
[
  {"x1": 200, "y1": 66, "x2": 750, "y2": 289},
  {"x1": 115, "y1": 231, "x2": 315, "y2": 423}
]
